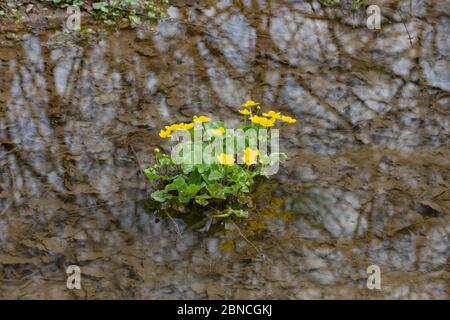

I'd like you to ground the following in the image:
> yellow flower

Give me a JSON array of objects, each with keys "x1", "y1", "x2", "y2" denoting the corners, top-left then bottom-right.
[
  {"x1": 262, "y1": 110, "x2": 281, "y2": 120},
  {"x1": 249, "y1": 115, "x2": 261, "y2": 124},
  {"x1": 165, "y1": 122, "x2": 194, "y2": 132},
  {"x1": 181, "y1": 122, "x2": 195, "y2": 130},
  {"x1": 160, "y1": 121, "x2": 196, "y2": 139},
  {"x1": 263, "y1": 118, "x2": 276, "y2": 127},
  {"x1": 193, "y1": 115, "x2": 211, "y2": 123},
  {"x1": 242, "y1": 100, "x2": 259, "y2": 108},
  {"x1": 159, "y1": 129, "x2": 171, "y2": 139},
  {"x1": 242, "y1": 147, "x2": 259, "y2": 166},
  {"x1": 281, "y1": 115, "x2": 297, "y2": 124},
  {"x1": 238, "y1": 109, "x2": 252, "y2": 116},
  {"x1": 165, "y1": 123, "x2": 181, "y2": 131},
  {"x1": 217, "y1": 153, "x2": 235, "y2": 166},
  {"x1": 250, "y1": 115, "x2": 262, "y2": 125},
  {"x1": 211, "y1": 127, "x2": 225, "y2": 136},
  {"x1": 250, "y1": 115, "x2": 276, "y2": 127}
]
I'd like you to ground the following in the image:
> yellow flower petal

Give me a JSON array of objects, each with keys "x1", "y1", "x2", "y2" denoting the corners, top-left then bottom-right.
[
  {"x1": 238, "y1": 109, "x2": 252, "y2": 115},
  {"x1": 242, "y1": 100, "x2": 259, "y2": 108},
  {"x1": 193, "y1": 115, "x2": 211, "y2": 123},
  {"x1": 217, "y1": 153, "x2": 235, "y2": 166},
  {"x1": 250, "y1": 115, "x2": 261, "y2": 125},
  {"x1": 159, "y1": 129, "x2": 171, "y2": 138},
  {"x1": 166, "y1": 123, "x2": 182, "y2": 131},
  {"x1": 281, "y1": 116, "x2": 297, "y2": 124},
  {"x1": 262, "y1": 110, "x2": 281, "y2": 120},
  {"x1": 181, "y1": 122, "x2": 194, "y2": 130},
  {"x1": 265, "y1": 118, "x2": 276, "y2": 127},
  {"x1": 212, "y1": 127, "x2": 225, "y2": 136},
  {"x1": 242, "y1": 147, "x2": 259, "y2": 166},
  {"x1": 250, "y1": 115, "x2": 275, "y2": 127}
]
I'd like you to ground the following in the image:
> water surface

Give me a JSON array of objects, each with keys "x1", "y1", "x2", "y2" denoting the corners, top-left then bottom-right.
[{"x1": 0, "y1": 0, "x2": 449, "y2": 299}]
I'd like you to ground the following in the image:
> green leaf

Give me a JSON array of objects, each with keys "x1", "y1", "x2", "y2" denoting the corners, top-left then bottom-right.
[
  {"x1": 196, "y1": 163, "x2": 209, "y2": 174},
  {"x1": 157, "y1": 154, "x2": 172, "y2": 166},
  {"x1": 151, "y1": 190, "x2": 171, "y2": 202},
  {"x1": 206, "y1": 183, "x2": 226, "y2": 199},
  {"x1": 225, "y1": 208, "x2": 249, "y2": 218},
  {"x1": 185, "y1": 183, "x2": 204, "y2": 195},
  {"x1": 164, "y1": 176, "x2": 185, "y2": 192},
  {"x1": 228, "y1": 166, "x2": 247, "y2": 184},
  {"x1": 178, "y1": 183, "x2": 204, "y2": 204},
  {"x1": 233, "y1": 209, "x2": 249, "y2": 218},
  {"x1": 240, "y1": 184, "x2": 250, "y2": 193},
  {"x1": 128, "y1": 14, "x2": 141, "y2": 27},
  {"x1": 223, "y1": 184, "x2": 240, "y2": 194},
  {"x1": 92, "y1": 2, "x2": 109, "y2": 12},
  {"x1": 173, "y1": 176, "x2": 186, "y2": 189},
  {"x1": 178, "y1": 192, "x2": 194, "y2": 204},
  {"x1": 181, "y1": 164, "x2": 194, "y2": 174},
  {"x1": 195, "y1": 194, "x2": 211, "y2": 206},
  {"x1": 187, "y1": 169, "x2": 202, "y2": 185},
  {"x1": 143, "y1": 168, "x2": 158, "y2": 180},
  {"x1": 208, "y1": 169, "x2": 223, "y2": 181}
]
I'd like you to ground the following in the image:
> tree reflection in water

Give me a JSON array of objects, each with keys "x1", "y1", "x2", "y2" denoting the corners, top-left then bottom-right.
[{"x1": 0, "y1": 0, "x2": 448, "y2": 299}]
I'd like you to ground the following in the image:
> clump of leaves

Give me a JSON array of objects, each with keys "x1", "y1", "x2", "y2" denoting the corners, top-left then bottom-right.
[
  {"x1": 144, "y1": 100, "x2": 296, "y2": 221},
  {"x1": 5, "y1": 32, "x2": 18, "y2": 40},
  {"x1": 51, "y1": 0, "x2": 85, "y2": 8},
  {"x1": 50, "y1": 0, "x2": 167, "y2": 28},
  {"x1": 0, "y1": 2, "x2": 21, "y2": 21},
  {"x1": 314, "y1": 0, "x2": 365, "y2": 10},
  {"x1": 0, "y1": 4, "x2": 7, "y2": 18},
  {"x1": 91, "y1": 0, "x2": 167, "y2": 27}
]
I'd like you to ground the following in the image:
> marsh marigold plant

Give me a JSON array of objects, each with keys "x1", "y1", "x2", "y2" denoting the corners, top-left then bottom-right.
[{"x1": 144, "y1": 100, "x2": 297, "y2": 218}]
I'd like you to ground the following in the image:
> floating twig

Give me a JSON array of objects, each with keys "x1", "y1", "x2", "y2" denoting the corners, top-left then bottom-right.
[
  {"x1": 231, "y1": 221, "x2": 264, "y2": 258},
  {"x1": 165, "y1": 211, "x2": 183, "y2": 239},
  {"x1": 398, "y1": 9, "x2": 414, "y2": 47}
]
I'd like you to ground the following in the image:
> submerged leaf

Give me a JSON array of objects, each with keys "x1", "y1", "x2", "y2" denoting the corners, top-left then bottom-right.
[
  {"x1": 225, "y1": 208, "x2": 249, "y2": 218},
  {"x1": 195, "y1": 194, "x2": 211, "y2": 206}
]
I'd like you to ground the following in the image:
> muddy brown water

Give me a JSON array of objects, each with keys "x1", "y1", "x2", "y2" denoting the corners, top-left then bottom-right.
[{"x1": 0, "y1": 1, "x2": 449, "y2": 299}]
